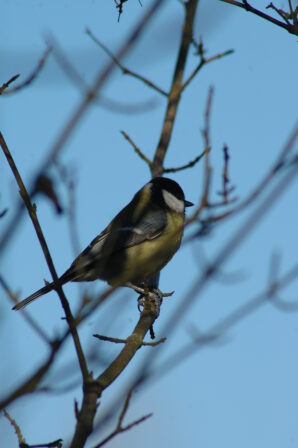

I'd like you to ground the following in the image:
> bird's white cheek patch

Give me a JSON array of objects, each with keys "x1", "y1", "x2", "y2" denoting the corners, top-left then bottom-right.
[{"x1": 162, "y1": 189, "x2": 184, "y2": 213}]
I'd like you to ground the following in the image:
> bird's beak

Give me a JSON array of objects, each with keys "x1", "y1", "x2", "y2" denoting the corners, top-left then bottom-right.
[{"x1": 184, "y1": 199, "x2": 194, "y2": 207}]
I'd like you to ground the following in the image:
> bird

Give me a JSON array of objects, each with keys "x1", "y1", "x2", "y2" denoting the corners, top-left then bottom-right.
[{"x1": 13, "y1": 177, "x2": 193, "y2": 311}]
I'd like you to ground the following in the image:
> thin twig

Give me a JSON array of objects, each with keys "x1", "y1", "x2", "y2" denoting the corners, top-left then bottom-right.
[
  {"x1": 50, "y1": 37, "x2": 158, "y2": 115},
  {"x1": 216, "y1": 144, "x2": 236, "y2": 204},
  {"x1": 94, "y1": 334, "x2": 166, "y2": 346},
  {"x1": 2, "y1": 47, "x2": 52, "y2": 94},
  {"x1": 189, "y1": 87, "x2": 214, "y2": 222},
  {"x1": 0, "y1": 74, "x2": 20, "y2": 94},
  {"x1": 86, "y1": 28, "x2": 167, "y2": 96},
  {"x1": 3, "y1": 409, "x2": 27, "y2": 446},
  {"x1": 0, "y1": 340, "x2": 62, "y2": 410},
  {"x1": 266, "y1": 2, "x2": 291, "y2": 24},
  {"x1": 208, "y1": 123, "x2": 298, "y2": 221},
  {"x1": 0, "y1": 274, "x2": 50, "y2": 344},
  {"x1": 26, "y1": 440, "x2": 63, "y2": 448},
  {"x1": 182, "y1": 48, "x2": 234, "y2": 92},
  {"x1": 267, "y1": 252, "x2": 298, "y2": 312},
  {"x1": 121, "y1": 130, "x2": 152, "y2": 168},
  {"x1": 0, "y1": 285, "x2": 117, "y2": 410},
  {"x1": 0, "y1": 132, "x2": 89, "y2": 382},
  {"x1": 163, "y1": 148, "x2": 210, "y2": 173},
  {"x1": 94, "y1": 388, "x2": 152, "y2": 448}
]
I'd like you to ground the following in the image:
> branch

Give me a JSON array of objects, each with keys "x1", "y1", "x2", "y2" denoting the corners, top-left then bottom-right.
[
  {"x1": 0, "y1": 285, "x2": 117, "y2": 410},
  {"x1": 94, "y1": 389, "x2": 152, "y2": 448},
  {"x1": 216, "y1": 144, "x2": 237, "y2": 204},
  {"x1": 208, "y1": 123, "x2": 298, "y2": 221},
  {"x1": 1, "y1": 47, "x2": 52, "y2": 95},
  {"x1": 182, "y1": 45, "x2": 234, "y2": 92},
  {"x1": 219, "y1": 0, "x2": 298, "y2": 36},
  {"x1": 69, "y1": 300, "x2": 159, "y2": 448},
  {"x1": 0, "y1": 74, "x2": 20, "y2": 94},
  {"x1": 50, "y1": 37, "x2": 158, "y2": 115},
  {"x1": 121, "y1": 130, "x2": 153, "y2": 169},
  {"x1": 151, "y1": 0, "x2": 200, "y2": 176},
  {"x1": 4, "y1": 409, "x2": 63, "y2": 448},
  {"x1": 188, "y1": 87, "x2": 214, "y2": 223},
  {"x1": 0, "y1": 339, "x2": 62, "y2": 410},
  {"x1": 163, "y1": 148, "x2": 209, "y2": 174},
  {"x1": 94, "y1": 334, "x2": 166, "y2": 346},
  {"x1": 0, "y1": 274, "x2": 50, "y2": 344},
  {"x1": 0, "y1": 132, "x2": 89, "y2": 382},
  {"x1": 3, "y1": 409, "x2": 26, "y2": 446},
  {"x1": 86, "y1": 28, "x2": 167, "y2": 96}
]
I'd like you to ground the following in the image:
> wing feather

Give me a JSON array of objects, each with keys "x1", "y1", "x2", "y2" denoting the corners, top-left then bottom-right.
[{"x1": 61, "y1": 210, "x2": 167, "y2": 282}]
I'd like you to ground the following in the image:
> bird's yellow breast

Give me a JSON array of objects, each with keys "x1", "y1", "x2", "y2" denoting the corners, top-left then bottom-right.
[{"x1": 111, "y1": 212, "x2": 185, "y2": 286}]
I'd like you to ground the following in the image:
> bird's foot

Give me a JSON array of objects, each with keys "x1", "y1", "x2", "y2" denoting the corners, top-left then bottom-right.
[{"x1": 125, "y1": 283, "x2": 174, "y2": 317}]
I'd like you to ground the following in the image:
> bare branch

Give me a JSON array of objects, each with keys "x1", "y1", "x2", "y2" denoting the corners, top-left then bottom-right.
[
  {"x1": 94, "y1": 388, "x2": 152, "y2": 448},
  {"x1": 3, "y1": 409, "x2": 27, "y2": 446},
  {"x1": 0, "y1": 74, "x2": 20, "y2": 94},
  {"x1": 94, "y1": 334, "x2": 166, "y2": 346},
  {"x1": 216, "y1": 144, "x2": 237, "y2": 204},
  {"x1": 219, "y1": 0, "x2": 298, "y2": 35},
  {"x1": 0, "y1": 274, "x2": 50, "y2": 344},
  {"x1": 86, "y1": 28, "x2": 167, "y2": 96},
  {"x1": 1, "y1": 47, "x2": 52, "y2": 95},
  {"x1": 182, "y1": 45, "x2": 234, "y2": 92},
  {"x1": 152, "y1": 0, "x2": 200, "y2": 176},
  {"x1": 70, "y1": 299, "x2": 159, "y2": 447},
  {"x1": 0, "y1": 340, "x2": 62, "y2": 410},
  {"x1": 4, "y1": 410, "x2": 63, "y2": 448},
  {"x1": 0, "y1": 132, "x2": 89, "y2": 382},
  {"x1": 163, "y1": 147, "x2": 210, "y2": 174},
  {"x1": 188, "y1": 87, "x2": 214, "y2": 223},
  {"x1": 266, "y1": 2, "x2": 292, "y2": 24},
  {"x1": 121, "y1": 131, "x2": 153, "y2": 169},
  {"x1": 50, "y1": 37, "x2": 158, "y2": 115}
]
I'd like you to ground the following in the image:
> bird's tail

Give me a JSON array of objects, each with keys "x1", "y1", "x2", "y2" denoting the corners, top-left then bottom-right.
[{"x1": 13, "y1": 282, "x2": 55, "y2": 311}]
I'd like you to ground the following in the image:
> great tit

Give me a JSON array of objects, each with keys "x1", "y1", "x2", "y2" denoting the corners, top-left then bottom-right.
[{"x1": 13, "y1": 177, "x2": 193, "y2": 310}]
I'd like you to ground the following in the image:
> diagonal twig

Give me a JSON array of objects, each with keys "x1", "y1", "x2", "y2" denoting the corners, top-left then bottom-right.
[
  {"x1": 0, "y1": 132, "x2": 89, "y2": 382},
  {"x1": 86, "y1": 28, "x2": 167, "y2": 96},
  {"x1": 2, "y1": 47, "x2": 52, "y2": 95},
  {"x1": 219, "y1": 0, "x2": 298, "y2": 36},
  {"x1": 0, "y1": 74, "x2": 20, "y2": 94},
  {"x1": 50, "y1": 36, "x2": 158, "y2": 115},
  {"x1": 0, "y1": 274, "x2": 50, "y2": 344},
  {"x1": 94, "y1": 388, "x2": 152, "y2": 448},
  {"x1": 121, "y1": 131, "x2": 153, "y2": 169},
  {"x1": 182, "y1": 46, "x2": 234, "y2": 92}
]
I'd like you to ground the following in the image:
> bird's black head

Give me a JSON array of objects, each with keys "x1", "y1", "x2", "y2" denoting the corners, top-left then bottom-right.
[{"x1": 149, "y1": 177, "x2": 193, "y2": 212}]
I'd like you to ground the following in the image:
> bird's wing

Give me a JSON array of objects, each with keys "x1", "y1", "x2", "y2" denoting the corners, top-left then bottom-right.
[{"x1": 61, "y1": 210, "x2": 167, "y2": 281}]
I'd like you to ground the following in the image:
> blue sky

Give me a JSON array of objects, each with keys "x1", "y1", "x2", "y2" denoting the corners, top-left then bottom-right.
[{"x1": 1, "y1": 1, "x2": 298, "y2": 447}]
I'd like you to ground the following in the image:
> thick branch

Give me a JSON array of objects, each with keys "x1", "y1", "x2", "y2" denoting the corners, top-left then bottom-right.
[
  {"x1": 151, "y1": 0, "x2": 200, "y2": 176},
  {"x1": 69, "y1": 303, "x2": 159, "y2": 448}
]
